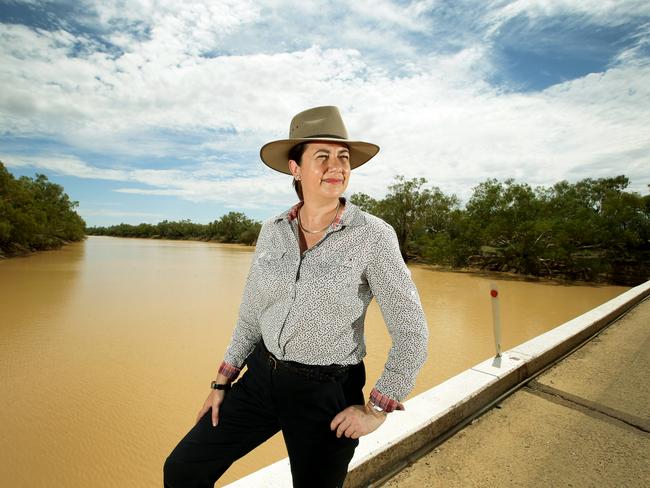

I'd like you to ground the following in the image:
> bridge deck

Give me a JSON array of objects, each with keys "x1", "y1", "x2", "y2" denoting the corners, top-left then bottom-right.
[{"x1": 384, "y1": 298, "x2": 650, "y2": 487}]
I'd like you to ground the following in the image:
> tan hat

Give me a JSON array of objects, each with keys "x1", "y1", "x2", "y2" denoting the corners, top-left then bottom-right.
[{"x1": 259, "y1": 106, "x2": 380, "y2": 174}]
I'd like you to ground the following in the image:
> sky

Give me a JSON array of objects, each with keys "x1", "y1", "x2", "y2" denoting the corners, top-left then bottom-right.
[{"x1": 1, "y1": 0, "x2": 649, "y2": 227}]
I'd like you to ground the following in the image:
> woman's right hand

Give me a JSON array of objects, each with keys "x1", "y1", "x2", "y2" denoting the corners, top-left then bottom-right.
[{"x1": 195, "y1": 389, "x2": 227, "y2": 427}]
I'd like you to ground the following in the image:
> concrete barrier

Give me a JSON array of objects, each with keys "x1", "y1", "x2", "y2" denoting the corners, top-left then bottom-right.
[{"x1": 225, "y1": 280, "x2": 650, "y2": 488}]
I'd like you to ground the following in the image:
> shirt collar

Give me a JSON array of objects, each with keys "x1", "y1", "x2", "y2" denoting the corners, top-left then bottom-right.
[{"x1": 273, "y1": 196, "x2": 366, "y2": 228}]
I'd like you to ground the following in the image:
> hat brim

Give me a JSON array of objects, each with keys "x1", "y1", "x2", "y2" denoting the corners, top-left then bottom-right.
[{"x1": 260, "y1": 138, "x2": 380, "y2": 175}]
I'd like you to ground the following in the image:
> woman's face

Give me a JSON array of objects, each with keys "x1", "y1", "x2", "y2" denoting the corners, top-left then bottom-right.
[{"x1": 289, "y1": 142, "x2": 351, "y2": 202}]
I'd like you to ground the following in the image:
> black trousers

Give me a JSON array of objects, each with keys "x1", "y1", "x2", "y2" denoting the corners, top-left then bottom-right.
[{"x1": 163, "y1": 341, "x2": 366, "y2": 488}]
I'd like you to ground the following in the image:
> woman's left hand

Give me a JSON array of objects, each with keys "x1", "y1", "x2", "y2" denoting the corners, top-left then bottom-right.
[{"x1": 330, "y1": 402, "x2": 387, "y2": 439}]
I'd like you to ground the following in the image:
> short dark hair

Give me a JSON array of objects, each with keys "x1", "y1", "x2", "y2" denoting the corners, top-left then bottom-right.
[{"x1": 289, "y1": 142, "x2": 308, "y2": 201}]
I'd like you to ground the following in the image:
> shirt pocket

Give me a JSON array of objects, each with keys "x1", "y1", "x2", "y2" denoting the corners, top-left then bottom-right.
[
  {"x1": 254, "y1": 250, "x2": 289, "y2": 292},
  {"x1": 312, "y1": 252, "x2": 359, "y2": 289},
  {"x1": 257, "y1": 249, "x2": 286, "y2": 263}
]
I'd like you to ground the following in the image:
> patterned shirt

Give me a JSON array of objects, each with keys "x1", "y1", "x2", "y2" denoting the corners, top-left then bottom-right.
[{"x1": 219, "y1": 197, "x2": 429, "y2": 412}]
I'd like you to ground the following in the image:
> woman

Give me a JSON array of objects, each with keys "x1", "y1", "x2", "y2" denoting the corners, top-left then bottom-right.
[{"x1": 164, "y1": 106, "x2": 429, "y2": 488}]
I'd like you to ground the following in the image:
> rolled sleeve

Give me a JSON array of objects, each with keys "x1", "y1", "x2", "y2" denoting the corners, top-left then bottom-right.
[
  {"x1": 370, "y1": 388, "x2": 405, "y2": 413},
  {"x1": 366, "y1": 222, "x2": 429, "y2": 403},
  {"x1": 217, "y1": 361, "x2": 241, "y2": 382}
]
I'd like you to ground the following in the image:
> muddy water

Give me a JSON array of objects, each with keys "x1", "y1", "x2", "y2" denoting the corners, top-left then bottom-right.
[{"x1": 0, "y1": 237, "x2": 628, "y2": 487}]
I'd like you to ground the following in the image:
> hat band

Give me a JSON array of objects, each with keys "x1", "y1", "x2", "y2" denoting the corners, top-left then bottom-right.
[{"x1": 300, "y1": 134, "x2": 346, "y2": 140}]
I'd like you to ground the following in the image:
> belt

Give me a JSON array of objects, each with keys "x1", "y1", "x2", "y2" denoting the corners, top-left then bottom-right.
[{"x1": 260, "y1": 342, "x2": 350, "y2": 383}]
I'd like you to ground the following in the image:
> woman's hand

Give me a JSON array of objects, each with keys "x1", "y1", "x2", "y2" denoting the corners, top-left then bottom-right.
[
  {"x1": 330, "y1": 402, "x2": 387, "y2": 439},
  {"x1": 195, "y1": 389, "x2": 227, "y2": 427}
]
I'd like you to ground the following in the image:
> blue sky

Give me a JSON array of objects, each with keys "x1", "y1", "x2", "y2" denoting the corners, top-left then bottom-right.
[{"x1": 1, "y1": 0, "x2": 649, "y2": 227}]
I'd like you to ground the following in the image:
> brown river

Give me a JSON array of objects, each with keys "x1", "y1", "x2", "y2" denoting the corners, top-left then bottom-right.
[{"x1": 0, "y1": 236, "x2": 628, "y2": 487}]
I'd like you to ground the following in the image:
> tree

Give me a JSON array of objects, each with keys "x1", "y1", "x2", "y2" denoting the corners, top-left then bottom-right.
[
  {"x1": 349, "y1": 193, "x2": 378, "y2": 215},
  {"x1": 208, "y1": 212, "x2": 254, "y2": 243},
  {"x1": 0, "y1": 162, "x2": 86, "y2": 255},
  {"x1": 363, "y1": 176, "x2": 432, "y2": 261},
  {"x1": 464, "y1": 179, "x2": 549, "y2": 274}
]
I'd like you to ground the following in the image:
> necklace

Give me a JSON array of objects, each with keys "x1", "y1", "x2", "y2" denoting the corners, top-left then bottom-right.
[{"x1": 298, "y1": 200, "x2": 340, "y2": 234}]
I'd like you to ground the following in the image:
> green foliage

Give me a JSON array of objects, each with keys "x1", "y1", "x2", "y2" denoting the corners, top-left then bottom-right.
[
  {"x1": 354, "y1": 176, "x2": 460, "y2": 261},
  {"x1": 239, "y1": 222, "x2": 262, "y2": 246},
  {"x1": 352, "y1": 174, "x2": 649, "y2": 285},
  {"x1": 0, "y1": 162, "x2": 86, "y2": 255},
  {"x1": 349, "y1": 193, "x2": 378, "y2": 214},
  {"x1": 86, "y1": 212, "x2": 262, "y2": 246},
  {"x1": 208, "y1": 212, "x2": 258, "y2": 243},
  {"x1": 464, "y1": 179, "x2": 549, "y2": 275}
]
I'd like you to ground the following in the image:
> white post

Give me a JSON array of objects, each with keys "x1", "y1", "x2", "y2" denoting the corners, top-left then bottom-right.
[{"x1": 490, "y1": 282, "x2": 502, "y2": 358}]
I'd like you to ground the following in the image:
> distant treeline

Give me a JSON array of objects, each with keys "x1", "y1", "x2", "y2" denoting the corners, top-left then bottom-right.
[
  {"x1": 86, "y1": 212, "x2": 262, "y2": 246},
  {"x1": 350, "y1": 175, "x2": 649, "y2": 286},
  {"x1": 0, "y1": 162, "x2": 86, "y2": 256},
  {"x1": 87, "y1": 173, "x2": 649, "y2": 286}
]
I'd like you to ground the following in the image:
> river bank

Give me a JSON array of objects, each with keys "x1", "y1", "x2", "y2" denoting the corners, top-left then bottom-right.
[
  {"x1": 0, "y1": 237, "x2": 85, "y2": 260},
  {"x1": 4, "y1": 233, "x2": 642, "y2": 287},
  {"x1": 415, "y1": 262, "x2": 636, "y2": 287},
  {"x1": 89, "y1": 234, "x2": 649, "y2": 287}
]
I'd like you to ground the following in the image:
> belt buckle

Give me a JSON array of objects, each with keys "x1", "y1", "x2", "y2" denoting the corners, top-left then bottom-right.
[{"x1": 268, "y1": 354, "x2": 277, "y2": 370}]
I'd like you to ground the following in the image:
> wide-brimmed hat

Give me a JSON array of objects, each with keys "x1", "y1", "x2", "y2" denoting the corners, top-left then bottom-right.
[{"x1": 259, "y1": 106, "x2": 380, "y2": 175}]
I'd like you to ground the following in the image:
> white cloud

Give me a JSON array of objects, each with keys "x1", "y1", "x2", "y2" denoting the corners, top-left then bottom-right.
[
  {"x1": 89, "y1": 0, "x2": 261, "y2": 54},
  {"x1": 613, "y1": 21, "x2": 650, "y2": 66},
  {"x1": 5, "y1": 45, "x2": 648, "y2": 207},
  {"x1": 112, "y1": 172, "x2": 293, "y2": 209},
  {"x1": 348, "y1": 0, "x2": 436, "y2": 32},
  {"x1": 485, "y1": 0, "x2": 650, "y2": 32},
  {"x1": 1, "y1": 0, "x2": 648, "y2": 217},
  {"x1": 0, "y1": 20, "x2": 371, "y2": 152},
  {"x1": 2, "y1": 154, "x2": 130, "y2": 180},
  {"x1": 1, "y1": 152, "x2": 294, "y2": 208}
]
